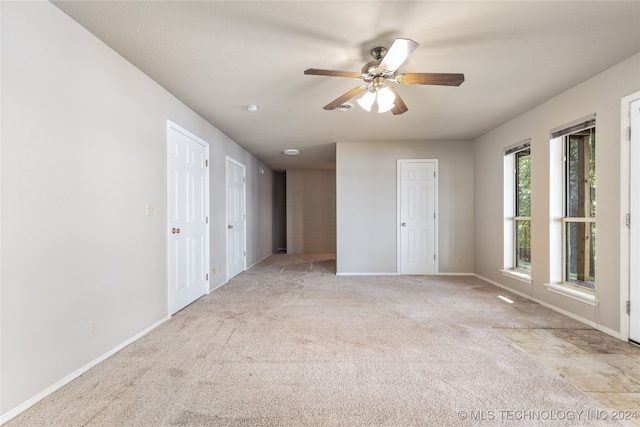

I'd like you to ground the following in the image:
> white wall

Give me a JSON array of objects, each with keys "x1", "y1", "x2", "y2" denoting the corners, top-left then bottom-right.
[
  {"x1": 336, "y1": 140, "x2": 474, "y2": 274},
  {"x1": 0, "y1": 1, "x2": 272, "y2": 417},
  {"x1": 286, "y1": 170, "x2": 336, "y2": 254},
  {"x1": 473, "y1": 53, "x2": 640, "y2": 334}
]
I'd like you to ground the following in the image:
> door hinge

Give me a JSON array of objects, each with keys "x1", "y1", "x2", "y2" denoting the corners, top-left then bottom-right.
[
  {"x1": 244, "y1": 251, "x2": 246, "y2": 257},
  {"x1": 434, "y1": 254, "x2": 436, "y2": 260},
  {"x1": 206, "y1": 273, "x2": 209, "y2": 281},
  {"x1": 626, "y1": 126, "x2": 631, "y2": 141},
  {"x1": 626, "y1": 213, "x2": 631, "y2": 227},
  {"x1": 206, "y1": 159, "x2": 209, "y2": 167},
  {"x1": 626, "y1": 300, "x2": 630, "y2": 315}
]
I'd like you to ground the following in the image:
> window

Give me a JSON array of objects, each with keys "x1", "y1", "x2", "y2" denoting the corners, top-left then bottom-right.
[
  {"x1": 562, "y1": 124, "x2": 596, "y2": 290},
  {"x1": 515, "y1": 148, "x2": 531, "y2": 271},
  {"x1": 503, "y1": 139, "x2": 531, "y2": 281},
  {"x1": 547, "y1": 115, "x2": 597, "y2": 304}
]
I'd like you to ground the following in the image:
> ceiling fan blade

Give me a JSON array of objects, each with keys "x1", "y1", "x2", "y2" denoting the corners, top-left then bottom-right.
[
  {"x1": 323, "y1": 86, "x2": 369, "y2": 110},
  {"x1": 304, "y1": 69, "x2": 362, "y2": 79},
  {"x1": 388, "y1": 86, "x2": 408, "y2": 115},
  {"x1": 398, "y1": 73, "x2": 465, "y2": 86},
  {"x1": 380, "y1": 38, "x2": 419, "y2": 71}
]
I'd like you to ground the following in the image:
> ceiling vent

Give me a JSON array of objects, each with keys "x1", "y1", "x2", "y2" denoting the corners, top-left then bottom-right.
[{"x1": 336, "y1": 103, "x2": 353, "y2": 112}]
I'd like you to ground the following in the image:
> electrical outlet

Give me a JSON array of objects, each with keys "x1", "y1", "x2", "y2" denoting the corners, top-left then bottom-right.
[
  {"x1": 212, "y1": 267, "x2": 216, "y2": 275},
  {"x1": 457, "y1": 257, "x2": 463, "y2": 264},
  {"x1": 88, "y1": 322, "x2": 97, "y2": 338}
]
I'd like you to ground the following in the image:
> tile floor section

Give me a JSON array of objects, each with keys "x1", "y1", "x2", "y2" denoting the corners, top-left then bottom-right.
[{"x1": 496, "y1": 328, "x2": 640, "y2": 426}]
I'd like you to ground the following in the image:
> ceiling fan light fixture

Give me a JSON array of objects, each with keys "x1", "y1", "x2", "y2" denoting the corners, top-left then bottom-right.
[
  {"x1": 376, "y1": 87, "x2": 396, "y2": 113},
  {"x1": 357, "y1": 91, "x2": 376, "y2": 112}
]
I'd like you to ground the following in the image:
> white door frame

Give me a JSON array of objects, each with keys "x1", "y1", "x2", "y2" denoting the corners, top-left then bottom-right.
[
  {"x1": 397, "y1": 159, "x2": 439, "y2": 275},
  {"x1": 166, "y1": 120, "x2": 210, "y2": 315},
  {"x1": 621, "y1": 92, "x2": 640, "y2": 342},
  {"x1": 226, "y1": 156, "x2": 247, "y2": 280},
  {"x1": 631, "y1": 97, "x2": 640, "y2": 343},
  {"x1": 620, "y1": 91, "x2": 640, "y2": 341}
]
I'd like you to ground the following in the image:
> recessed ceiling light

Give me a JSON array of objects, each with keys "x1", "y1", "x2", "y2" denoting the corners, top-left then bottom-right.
[
  {"x1": 283, "y1": 149, "x2": 300, "y2": 156},
  {"x1": 247, "y1": 105, "x2": 258, "y2": 112},
  {"x1": 336, "y1": 103, "x2": 353, "y2": 112}
]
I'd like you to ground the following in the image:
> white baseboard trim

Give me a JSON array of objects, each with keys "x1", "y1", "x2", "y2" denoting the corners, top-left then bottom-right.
[
  {"x1": 337, "y1": 272, "x2": 474, "y2": 277},
  {"x1": 0, "y1": 316, "x2": 170, "y2": 425},
  {"x1": 247, "y1": 253, "x2": 272, "y2": 270},
  {"x1": 474, "y1": 274, "x2": 621, "y2": 340},
  {"x1": 206, "y1": 252, "x2": 271, "y2": 294},
  {"x1": 209, "y1": 280, "x2": 229, "y2": 292},
  {"x1": 336, "y1": 272, "x2": 399, "y2": 276}
]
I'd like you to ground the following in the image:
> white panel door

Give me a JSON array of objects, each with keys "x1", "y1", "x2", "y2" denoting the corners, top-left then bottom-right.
[
  {"x1": 227, "y1": 158, "x2": 246, "y2": 280},
  {"x1": 167, "y1": 123, "x2": 209, "y2": 314},
  {"x1": 630, "y1": 99, "x2": 640, "y2": 343},
  {"x1": 399, "y1": 160, "x2": 437, "y2": 275}
]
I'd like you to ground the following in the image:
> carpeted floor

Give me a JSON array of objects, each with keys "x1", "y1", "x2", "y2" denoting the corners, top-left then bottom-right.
[{"x1": 6, "y1": 254, "x2": 633, "y2": 426}]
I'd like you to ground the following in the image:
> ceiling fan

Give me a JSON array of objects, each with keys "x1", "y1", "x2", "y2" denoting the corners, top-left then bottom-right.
[{"x1": 304, "y1": 38, "x2": 464, "y2": 115}]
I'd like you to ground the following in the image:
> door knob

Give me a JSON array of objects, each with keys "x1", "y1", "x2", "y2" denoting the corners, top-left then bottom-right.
[
  {"x1": 172, "y1": 227, "x2": 180, "y2": 234},
  {"x1": 401, "y1": 222, "x2": 406, "y2": 227},
  {"x1": 228, "y1": 225, "x2": 233, "y2": 229}
]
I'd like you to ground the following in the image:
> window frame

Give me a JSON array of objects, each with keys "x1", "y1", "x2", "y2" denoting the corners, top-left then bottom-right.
[
  {"x1": 545, "y1": 114, "x2": 598, "y2": 306},
  {"x1": 561, "y1": 124, "x2": 596, "y2": 291},
  {"x1": 514, "y1": 147, "x2": 531, "y2": 273},
  {"x1": 501, "y1": 139, "x2": 532, "y2": 283}
]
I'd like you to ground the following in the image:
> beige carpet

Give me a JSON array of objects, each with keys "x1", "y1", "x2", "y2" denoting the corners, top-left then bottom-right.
[{"x1": 7, "y1": 254, "x2": 625, "y2": 426}]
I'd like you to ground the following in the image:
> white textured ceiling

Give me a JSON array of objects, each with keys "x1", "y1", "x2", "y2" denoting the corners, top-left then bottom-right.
[{"x1": 53, "y1": 1, "x2": 640, "y2": 171}]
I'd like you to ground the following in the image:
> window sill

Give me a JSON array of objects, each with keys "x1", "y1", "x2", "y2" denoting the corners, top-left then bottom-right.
[
  {"x1": 500, "y1": 269, "x2": 532, "y2": 284},
  {"x1": 545, "y1": 282, "x2": 598, "y2": 306}
]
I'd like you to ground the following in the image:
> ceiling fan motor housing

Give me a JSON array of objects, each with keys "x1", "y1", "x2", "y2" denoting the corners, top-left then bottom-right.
[
  {"x1": 362, "y1": 59, "x2": 381, "y2": 77},
  {"x1": 362, "y1": 59, "x2": 397, "y2": 84}
]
